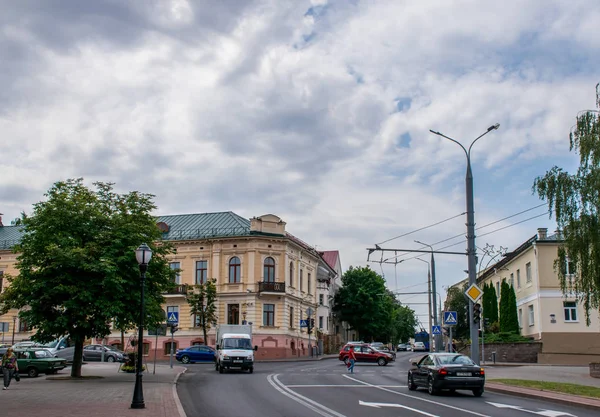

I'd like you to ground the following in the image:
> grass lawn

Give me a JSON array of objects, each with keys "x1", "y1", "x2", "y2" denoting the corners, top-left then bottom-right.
[{"x1": 490, "y1": 379, "x2": 600, "y2": 399}]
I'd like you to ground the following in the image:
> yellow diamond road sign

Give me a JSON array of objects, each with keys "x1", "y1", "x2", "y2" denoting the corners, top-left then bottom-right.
[{"x1": 465, "y1": 284, "x2": 483, "y2": 303}]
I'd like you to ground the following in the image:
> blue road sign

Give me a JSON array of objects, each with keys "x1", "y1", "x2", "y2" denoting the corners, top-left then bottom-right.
[
  {"x1": 300, "y1": 319, "x2": 308, "y2": 328},
  {"x1": 432, "y1": 325, "x2": 442, "y2": 335},
  {"x1": 443, "y1": 311, "x2": 458, "y2": 326},
  {"x1": 167, "y1": 312, "x2": 179, "y2": 324}
]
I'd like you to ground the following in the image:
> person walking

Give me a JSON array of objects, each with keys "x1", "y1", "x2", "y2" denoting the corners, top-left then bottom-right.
[
  {"x1": 347, "y1": 345, "x2": 357, "y2": 374},
  {"x1": 2, "y1": 347, "x2": 19, "y2": 390}
]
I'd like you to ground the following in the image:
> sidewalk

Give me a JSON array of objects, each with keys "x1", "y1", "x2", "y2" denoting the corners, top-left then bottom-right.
[{"x1": 0, "y1": 363, "x2": 186, "y2": 417}]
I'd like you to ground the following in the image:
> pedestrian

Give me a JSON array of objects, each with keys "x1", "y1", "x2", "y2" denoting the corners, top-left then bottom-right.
[
  {"x1": 347, "y1": 345, "x2": 357, "y2": 374},
  {"x1": 2, "y1": 347, "x2": 19, "y2": 390}
]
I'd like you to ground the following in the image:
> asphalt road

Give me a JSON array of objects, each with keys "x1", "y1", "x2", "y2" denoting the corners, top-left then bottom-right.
[{"x1": 177, "y1": 351, "x2": 596, "y2": 417}]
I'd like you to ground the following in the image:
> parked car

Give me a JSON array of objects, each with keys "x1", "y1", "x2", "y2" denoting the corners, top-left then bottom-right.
[
  {"x1": 369, "y1": 342, "x2": 384, "y2": 350},
  {"x1": 373, "y1": 346, "x2": 396, "y2": 360},
  {"x1": 397, "y1": 343, "x2": 409, "y2": 351},
  {"x1": 338, "y1": 343, "x2": 392, "y2": 366},
  {"x1": 83, "y1": 344, "x2": 128, "y2": 362},
  {"x1": 407, "y1": 353, "x2": 485, "y2": 397},
  {"x1": 12, "y1": 341, "x2": 44, "y2": 349},
  {"x1": 412, "y1": 342, "x2": 427, "y2": 352},
  {"x1": 176, "y1": 345, "x2": 217, "y2": 364},
  {"x1": 14, "y1": 348, "x2": 68, "y2": 377}
]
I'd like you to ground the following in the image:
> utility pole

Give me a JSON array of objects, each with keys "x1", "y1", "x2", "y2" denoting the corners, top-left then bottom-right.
[{"x1": 416, "y1": 240, "x2": 439, "y2": 351}]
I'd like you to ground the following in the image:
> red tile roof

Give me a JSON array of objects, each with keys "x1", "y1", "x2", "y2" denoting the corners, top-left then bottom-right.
[{"x1": 319, "y1": 250, "x2": 339, "y2": 271}]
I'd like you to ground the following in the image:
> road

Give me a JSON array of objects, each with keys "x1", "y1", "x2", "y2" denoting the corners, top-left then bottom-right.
[{"x1": 177, "y1": 351, "x2": 595, "y2": 417}]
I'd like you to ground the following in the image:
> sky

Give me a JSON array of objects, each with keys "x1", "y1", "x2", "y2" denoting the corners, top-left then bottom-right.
[{"x1": 1, "y1": 0, "x2": 599, "y2": 328}]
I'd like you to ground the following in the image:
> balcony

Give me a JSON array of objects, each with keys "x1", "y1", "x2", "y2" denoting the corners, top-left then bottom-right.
[
  {"x1": 258, "y1": 281, "x2": 286, "y2": 294},
  {"x1": 163, "y1": 284, "x2": 189, "y2": 295}
]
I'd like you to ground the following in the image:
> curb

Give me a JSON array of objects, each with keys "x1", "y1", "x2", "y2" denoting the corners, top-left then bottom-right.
[
  {"x1": 485, "y1": 383, "x2": 600, "y2": 411},
  {"x1": 172, "y1": 367, "x2": 188, "y2": 417},
  {"x1": 256, "y1": 356, "x2": 338, "y2": 363}
]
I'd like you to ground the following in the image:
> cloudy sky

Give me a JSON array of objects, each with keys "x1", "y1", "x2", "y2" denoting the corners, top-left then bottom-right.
[{"x1": 1, "y1": 0, "x2": 598, "y2": 326}]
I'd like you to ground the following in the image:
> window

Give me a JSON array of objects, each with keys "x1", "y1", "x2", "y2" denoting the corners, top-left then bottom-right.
[
  {"x1": 319, "y1": 316, "x2": 323, "y2": 329},
  {"x1": 510, "y1": 273, "x2": 514, "y2": 287},
  {"x1": 528, "y1": 305, "x2": 534, "y2": 326},
  {"x1": 289, "y1": 262, "x2": 294, "y2": 287},
  {"x1": 164, "y1": 341, "x2": 178, "y2": 355},
  {"x1": 517, "y1": 269, "x2": 521, "y2": 288},
  {"x1": 195, "y1": 261, "x2": 208, "y2": 285},
  {"x1": 19, "y1": 319, "x2": 29, "y2": 332},
  {"x1": 526, "y1": 262, "x2": 532, "y2": 283},
  {"x1": 300, "y1": 269, "x2": 303, "y2": 292},
  {"x1": 564, "y1": 301, "x2": 578, "y2": 322},
  {"x1": 170, "y1": 262, "x2": 181, "y2": 284},
  {"x1": 289, "y1": 307, "x2": 294, "y2": 328},
  {"x1": 518, "y1": 308, "x2": 522, "y2": 327},
  {"x1": 319, "y1": 294, "x2": 324, "y2": 305},
  {"x1": 0, "y1": 270, "x2": 3, "y2": 292},
  {"x1": 264, "y1": 257, "x2": 275, "y2": 283},
  {"x1": 229, "y1": 257, "x2": 241, "y2": 283},
  {"x1": 143, "y1": 343, "x2": 150, "y2": 355},
  {"x1": 193, "y1": 314, "x2": 202, "y2": 327},
  {"x1": 263, "y1": 304, "x2": 275, "y2": 326},
  {"x1": 227, "y1": 304, "x2": 240, "y2": 325},
  {"x1": 308, "y1": 273, "x2": 311, "y2": 294}
]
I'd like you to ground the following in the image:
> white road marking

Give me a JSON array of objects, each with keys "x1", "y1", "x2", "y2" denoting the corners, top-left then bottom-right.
[
  {"x1": 267, "y1": 374, "x2": 348, "y2": 417},
  {"x1": 286, "y1": 384, "x2": 406, "y2": 388},
  {"x1": 359, "y1": 400, "x2": 439, "y2": 416},
  {"x1": 343, "y1": 375, "x2": 491, "y2": 417},
  {"x1": 486, "y1": 402, "x2": 577, "y2": 417}
]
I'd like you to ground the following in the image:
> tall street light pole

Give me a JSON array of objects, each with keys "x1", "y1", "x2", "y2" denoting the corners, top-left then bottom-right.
[
  {"x1": 131, "y1": 243, "x2": 153, "y2": 409},
  {"x1": 429, "y1": 123, "x2": 500, "y2": 364},
  {"x1": 414, "y1": 258, "x2": 433, "y2": 353},
  {"x1": 415, "y1": 241, "x2": 438, "y2": 352}
]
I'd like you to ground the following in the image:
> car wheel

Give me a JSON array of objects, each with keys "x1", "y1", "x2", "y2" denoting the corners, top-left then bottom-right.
[
  {"x1": 181, "y1": 355, "x2": 191, "y2": 364},
  {"x1": 28, "y1": 367, "x2": 39, "y2": 378},
  {"x1": 249, "y1": 367, "x2": 254, "y2": 374},
  {"x1": 473, "y1": 388, "x2": 484, "y2": 397},
  {"x1": 107, "y1": 356, "x2": 115, "y2": 363},
  {"x1": 377, "y1": 357, "x2": 387, "y2": 366},
  {"x1": 407, "y1": 374, "x2": 417, "y2": 391},
  {"x1": 427, "y1": 377, "x2": 438, "y2": 396}
]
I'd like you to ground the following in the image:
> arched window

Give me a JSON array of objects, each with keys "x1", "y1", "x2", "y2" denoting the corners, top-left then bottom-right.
[
  {"x1": 264, "y1": 257, "x2": 275, "y2": 282},
  {"x1": 229, "y1": 256, "x2": 241, "y2": 283},
  {"x1": 289, "y1": 261, "x2": 294, "y2": 287}
]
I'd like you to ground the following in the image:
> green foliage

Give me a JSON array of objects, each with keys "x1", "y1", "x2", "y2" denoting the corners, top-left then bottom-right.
[
  {"x1": 499, "y1": 281, "x2": 519, "y2": 333},
  {"x1": 482, "y1": 332, "x2": 531, "y2": 343},
  {"x1": 332, "y1": 266, "x2": 416, "y2": 342},
  {"x1": 186, "y1": 279, "x2": 218, "y2": 344},
  {"x1": 0, "y1": 179, "x2": 176, "y2": 377},
  {"x1": 482, "y1": 282, "x2": 499, "y2": 330},
  {"x1": 533, "y1": 84, "x2": 600, "y2": 324},
  {"x1": 444, "y1": 284, "x2": 469, "y2": 340}
]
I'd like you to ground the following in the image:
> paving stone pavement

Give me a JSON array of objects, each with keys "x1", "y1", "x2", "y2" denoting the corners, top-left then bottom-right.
[{"x1": 0, "y1": 363, "x2": 186, "y2": 417}]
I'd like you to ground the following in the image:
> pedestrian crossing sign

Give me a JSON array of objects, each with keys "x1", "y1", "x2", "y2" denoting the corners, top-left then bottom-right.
[
  {"x1": 443, "y1": 311, "x2": 458, "y2": 326},
  {"x1": 432, "y1": 325, "x2": 441, "y2": 335},
  {"x1": 167, "y1": 312, "x2": 179, "y2": 324}
]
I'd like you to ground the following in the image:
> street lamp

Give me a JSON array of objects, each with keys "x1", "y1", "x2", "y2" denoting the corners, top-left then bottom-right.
[
  {"x1": 429, "y1": 123, "x2": 500, "y2": 364},
  {"x1": 415, "y1": 240, "x2": 439, "y2": 352},
  {"x1": 131, "y1": 243, "x2": 152, "y2": 409},
  {"x1": 414, "y1": 258, "x2": 433, "y2": 353}
]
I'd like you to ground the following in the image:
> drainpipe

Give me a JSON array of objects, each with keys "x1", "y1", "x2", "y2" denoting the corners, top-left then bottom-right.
[{"x1": 532, "y1": 242, "x2": 543, "y2": 340}]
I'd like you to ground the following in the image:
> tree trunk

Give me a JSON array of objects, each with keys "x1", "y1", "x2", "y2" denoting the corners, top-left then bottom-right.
[
  {"x1": 70, "y1": 336, "x2": 85, "y2": 377},
  {"x1": 202, "y1": 314, "x2": 208, "y2": 345},
  {"x1": 121, "y1": 330, "x2": 125, "y2": 351}
]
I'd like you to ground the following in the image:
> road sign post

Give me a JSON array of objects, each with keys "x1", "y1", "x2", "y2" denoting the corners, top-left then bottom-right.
[
  {"x1": 443, "y1": 311, "x2": 457, "y2": 353},
  {"x1": 167, "y1": 312, "x2": 179, "y2": 369}
]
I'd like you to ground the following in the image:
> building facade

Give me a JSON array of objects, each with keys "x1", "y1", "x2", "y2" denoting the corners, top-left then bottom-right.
[
  {"x1": 0, "y1": 212, "x2": 339, "y2": 360},
  {"x1": 471, "y1": 227, "x2": 600, "y2": 364}
]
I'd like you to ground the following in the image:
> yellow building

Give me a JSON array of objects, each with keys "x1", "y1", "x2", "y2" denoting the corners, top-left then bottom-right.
[
  {"x1": 0, "y1": 212, "x2": 337, "y2": 359},
  {"x1": 467, "y1": 227, "x2": 600, "y2": 365}
]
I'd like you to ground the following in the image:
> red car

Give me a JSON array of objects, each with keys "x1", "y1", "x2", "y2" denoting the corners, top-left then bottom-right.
[{"x1": 338, "y1": 343, "x2": 392, "y2": 366}]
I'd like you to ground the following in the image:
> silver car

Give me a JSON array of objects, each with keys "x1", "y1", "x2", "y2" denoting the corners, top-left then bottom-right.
[{"x1": 83, "y1": 344, "x2": 128, "y2": 362}]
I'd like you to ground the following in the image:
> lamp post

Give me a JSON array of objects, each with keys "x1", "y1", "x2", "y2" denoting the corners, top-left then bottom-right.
[
  {"x1": 11, "y1": 315, "x2": 16, "y2": 344},
  {"x1": 414, "y1": 258, "x2": 433, "y2": 352},
  {"x1": 429, "y1": 123, "x2": 500, "y2": 364},
  {"x1": 415, "y1": 240, "x2": 439, "y2": 352},
  {"x1": 131, "y1": 243, "x2": 152, "y2": 409}
]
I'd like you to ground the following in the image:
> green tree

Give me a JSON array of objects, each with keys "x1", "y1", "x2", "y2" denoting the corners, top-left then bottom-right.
[
  {"x1": 390, "y1": 302, "x2": 418, "y2": 345},
  {"x1": 487, "y1": 282, "x2": 499, "y2": 326},
  {"x1": 444, "y1": 284, "x2": 469, "y2": 340},
  {"x1": 533, "y1": 83, "x2": 600, "y2": 324},
  {"x1": 0, "y1": 179, "x2": 175, "y2": 377},
  {"x1": 186, "y1": 279, "x2": 218, "y2": 345},
  {"x1": 499, "y1": 281, "x2": 519, "y2": 333},
  {"x1": 507, "y1": 285, "x2": 520, "y2": 334},
  {"x1": 332, "y1": 266, "x2": 393, "y2": 341}
]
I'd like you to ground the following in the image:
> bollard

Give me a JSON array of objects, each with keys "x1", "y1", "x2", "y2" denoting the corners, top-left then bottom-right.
[{"x1": 492, "y1": 351, "x2": 496, "y2": 364}]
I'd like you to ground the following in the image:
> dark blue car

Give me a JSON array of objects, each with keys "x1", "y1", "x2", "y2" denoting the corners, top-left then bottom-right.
[{"x1": 175, "y1": 345, "x2": 216, "y2": 364}]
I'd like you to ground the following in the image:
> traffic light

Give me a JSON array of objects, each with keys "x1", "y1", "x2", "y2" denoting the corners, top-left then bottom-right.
[
  {"x1": 473, "y1": 303, "x2": 481, "y2": 324},
  {"x1": 307, "y1": 318, "x2": 315, "y2": 334},
  {"x1": 170, "y1": 323, "x2": 179, "y2": 334},
  {"x1": 484, "y1": 317, "x2": 490, "y2": 328}
]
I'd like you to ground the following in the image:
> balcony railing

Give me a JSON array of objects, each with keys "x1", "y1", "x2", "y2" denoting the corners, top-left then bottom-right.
[
  {"x1": 163, "y1": 284, "x2": 189, "y2": 295},
  {"x1": 258, "y1": 281, "x2": 285, "y2": 293}
]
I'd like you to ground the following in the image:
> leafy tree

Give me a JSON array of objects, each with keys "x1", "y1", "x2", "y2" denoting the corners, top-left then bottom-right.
[
  {"x1": 332, "y1": 266, "x2": 394, "y2": 341},
  {"x1": 482, "y1": 282, "x2": 498, "y2": 329},
  {"x1": 186, "y1": 279, "x2": 218, "y2": 345},
  {"x1": 390, "y1": 303, "x2": 418, "y2": 344},
  {"x1": 444, "y1": 283, "x2": 469, "y2": 340},
  {"x1": 0, "y1": 179, "x2": 175, "y2": 377},
  {"x1": 534, "y1": 83, "x2": 600, "y2": 324},
  {"x1": 499, "y1": 281, "x2": 519, "y2": 333}
]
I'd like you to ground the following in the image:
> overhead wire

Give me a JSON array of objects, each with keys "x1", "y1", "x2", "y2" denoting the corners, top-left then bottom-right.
[{"x1": 376, "y1": 212, "x2": 466, "y2": 245}]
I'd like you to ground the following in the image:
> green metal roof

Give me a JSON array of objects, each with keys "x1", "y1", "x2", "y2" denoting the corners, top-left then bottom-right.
[
  {"x1": 157, "y1": 211, "x2": 251, "y2": 241},
  {"x1": 0, "y1": 226, "x2": 24, "y2": 250}
]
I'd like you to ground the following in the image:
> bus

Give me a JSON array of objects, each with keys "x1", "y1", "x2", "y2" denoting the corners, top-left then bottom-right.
[{"x1": 414, "y1": 331, "x2": 430, "y2": 351}]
